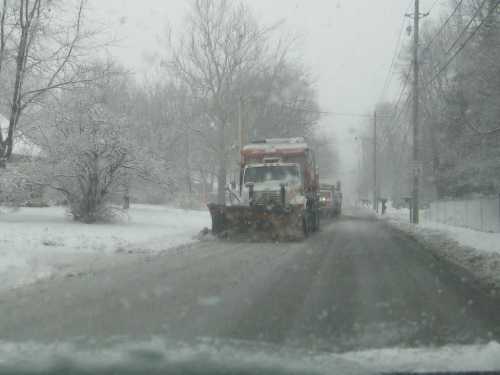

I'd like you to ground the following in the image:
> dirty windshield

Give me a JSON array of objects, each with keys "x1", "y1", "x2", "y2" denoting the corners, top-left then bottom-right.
[
  {"x1": 1, "y1": 0, "x2": 500, "y2": 373},
  {"x1": 244, "y1": 165, "x2": 300, "y2": 184}
]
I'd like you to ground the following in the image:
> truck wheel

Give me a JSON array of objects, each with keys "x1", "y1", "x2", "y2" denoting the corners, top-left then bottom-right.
[
  {"x1": 303, "y1": 217, "x2": 309, "y2": 237},
  {"x1": 315, "y1": 212, "x2": 320, "y2": 231}
]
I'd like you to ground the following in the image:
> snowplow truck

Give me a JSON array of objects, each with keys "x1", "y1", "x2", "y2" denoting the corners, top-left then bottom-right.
[
  {"x1": 319, "y1": 184, "x2": 336, "y2": 218},
  {"x1": 319, "y1": 181, "x2": 342, "y2": 218},
  {"x1": 208, "y1": 137, "x2": 320, "y2": 240}
]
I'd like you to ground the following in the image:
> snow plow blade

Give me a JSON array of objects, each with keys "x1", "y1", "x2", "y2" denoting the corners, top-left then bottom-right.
[{"x1": 207, "y1": 203, "x2": 305, "y2": 241}]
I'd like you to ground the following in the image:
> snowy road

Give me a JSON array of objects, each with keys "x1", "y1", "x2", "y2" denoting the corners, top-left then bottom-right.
[{"x1": 2, "y1": 208, "x2": 500, "y2": 353}]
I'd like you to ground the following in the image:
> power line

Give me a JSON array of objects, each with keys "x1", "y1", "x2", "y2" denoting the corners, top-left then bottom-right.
[
  {"x1": 425, "y1": 0, "x2": 498, "y2": 87},
  {"x1": 270, "y1": 102, "x2": 382, "y2": 118},
  {"x1": 393, "y1": 64, "x2": 412, "y2": 114},
  {"x1": 377, "y1": 0, "x2": 412, "y2": 103},
  {"x1": 320, "y1": 111, "x2": 373, "y2": 118},
  {"x1": 423, "y1": 0, "x2": 465, "y2": 51},
  {"x1": 394, "y1": 91, "x2": 412, "y2": 126},
  {"x1": 379, "y1": 65, "x2": 412, "y2": 144},
  {"x1": 427, "y1": 0, "x2": 442, "y2": 13},
  {"x1": 381, "y1": 91, "x2": 412, "y2": 150},
  {"x1": 445, "y1": 0, "x2": 488, "y2": 55},
  {"x1": 242, "y1": 96, "x2": 372, "y2": 118},
  {"x1": 370, "y1": 64, "x2": 412, "y2": 153},
  {"x1": 375, "y1": 61, "x2": 413, "y2": 154},
  {"x1": 273, "y1": 103, "x2": 371, "y2": 117}
]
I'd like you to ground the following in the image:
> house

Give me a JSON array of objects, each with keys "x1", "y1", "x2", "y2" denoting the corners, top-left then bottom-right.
[
  {"x1": 0, "y1": 113, "x2": 47, "y2": 206},
  {"x1": 0, "y1": 113, "x2": 40, "y2": 157}
]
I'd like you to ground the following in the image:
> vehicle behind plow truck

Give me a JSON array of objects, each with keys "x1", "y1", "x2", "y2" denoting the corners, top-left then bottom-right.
[{"x1": 208, "y1": 138, "x2": 320, "y2": 240}]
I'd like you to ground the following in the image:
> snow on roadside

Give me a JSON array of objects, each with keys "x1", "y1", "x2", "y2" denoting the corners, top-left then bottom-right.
[
  {"x1": 0, "y1": 336, "x2": 499, "y2": 372},
  {"x1": 339, "y1": 341, "x2": 500, "y2": 372},
  {"x1": 0, "y1": 204, "x2": 210, "y2": 290},
  {"x1": 383, "y1": 206, "x2": 500, "y2": 288}
]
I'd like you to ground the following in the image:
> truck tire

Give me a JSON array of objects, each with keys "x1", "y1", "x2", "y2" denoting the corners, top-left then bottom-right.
[
  {"x1": 303, "y1": 217, "x2": 309, "y2": 237},
  {"x1": 312, "y1": 211, "x2": 319, "y2": 232}
]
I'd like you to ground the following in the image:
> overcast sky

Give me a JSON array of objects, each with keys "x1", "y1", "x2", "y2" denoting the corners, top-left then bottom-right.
[{"x1": 88, "y1": 0, "x2": 443, "y2": 194}]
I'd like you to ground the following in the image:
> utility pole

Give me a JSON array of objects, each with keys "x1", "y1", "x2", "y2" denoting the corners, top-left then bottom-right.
[
  {"x1": 237, "y1": 96, "x2": 244, "y2": 193},
  {"x1": 373, "y1": 111, "x2": 378, "y2": 212},
  {"x1": 238, "y1": 96, "x2": 243, "y2": 152},
  {"x1": 411, "y1": 0, "x2": 420, "y2": 224},
  {"x1": 407, "y1": 0, "x2": 425, "y2": 224},
  {"x1": 357, "y1": 140, "x2": 362, "y2": 203}
]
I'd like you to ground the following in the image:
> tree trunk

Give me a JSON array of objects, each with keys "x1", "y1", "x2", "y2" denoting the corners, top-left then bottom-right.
[
  {"x1": 2, "y1": 8, "x2": 30, "y2": 162},
  {"x1": 217, "y1": 166, "x2": 226, "y2": 204},
  {"x1": 199, "y1": 167, "x2": 207, "y2": 204},
  {"x1": 123, "y1": 185, "x2": 130, "y2": 210},
  {"x1": 185, "y1": 128, "x2": 192, "y2": 194}
]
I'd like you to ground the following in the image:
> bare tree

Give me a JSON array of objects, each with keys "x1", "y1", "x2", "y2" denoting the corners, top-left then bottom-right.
[
  {"x1": 376, "y1": 0, "x2": 500, "y2": 199},
  {"x1": 28, "y1": 78, "x2": 141, "y2": 222},
  {"x1": 0, "y1": 0, "x2": 7, "y2": 76},
  {"x1": 169, "y1": 0, "x2": 271, "y2": 203},
  {"x1": 0, "y1": 0, "x2": 101, "y2": 165},
  {"x1": 168, "y1": 0, "x2": 321, "y2": 204}
]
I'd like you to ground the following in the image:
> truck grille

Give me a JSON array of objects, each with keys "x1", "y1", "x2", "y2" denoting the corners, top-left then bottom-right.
[{"x1": 254, "y1": 191, "x2": 282, "y2": 206}]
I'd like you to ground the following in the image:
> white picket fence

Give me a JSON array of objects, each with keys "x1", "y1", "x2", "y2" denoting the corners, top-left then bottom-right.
[{"x1": 422, "y1": 197, "x2": 500, "y2": 233}]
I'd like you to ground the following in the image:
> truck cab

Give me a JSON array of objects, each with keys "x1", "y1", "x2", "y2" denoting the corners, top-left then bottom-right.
[
  {"x1": 208, "y1": 137, "x2": 320, "y2": 240},
  {"x1": 319, "y1": 181, "x2": 342, "y2": 218},
  {"x1": 242, "y1": 162, "x2": 304, "y2": 207},
  {"x1": 319, "y1": 189, "x2": 334, "y2": 212}
]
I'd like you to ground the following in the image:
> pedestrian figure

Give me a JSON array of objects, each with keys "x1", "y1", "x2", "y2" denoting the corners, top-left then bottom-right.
[
  {"x1": 381, "y1": 198, "x2": 387, "y2": 215},
  {"x1": 123, "y1": 193, "x2": 130, "y2": 210}
]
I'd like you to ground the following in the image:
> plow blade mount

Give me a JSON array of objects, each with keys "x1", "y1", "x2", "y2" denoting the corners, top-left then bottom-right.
[{"x1": 207, "y1": 203, "x2": 305, "y2": 241}]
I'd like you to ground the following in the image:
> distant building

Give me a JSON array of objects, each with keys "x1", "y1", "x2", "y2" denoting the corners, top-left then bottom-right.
[{"x1": 0, "y1": 113, "x2": 40, "y2": 157}]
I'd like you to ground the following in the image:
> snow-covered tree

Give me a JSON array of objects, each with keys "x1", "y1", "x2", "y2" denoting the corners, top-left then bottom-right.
[
  {"x1": 367, "y1": 0, "x2": 500, "y2": 201},
  {"x1": 168, "y1": 0, "x2": 320, "y2": 204},
  {"x1": 0, "y1": 0, "x2": 105, "y2": 165},
  {"x1": 29, "y1": 85, "x2": 141, "y2": 222}
]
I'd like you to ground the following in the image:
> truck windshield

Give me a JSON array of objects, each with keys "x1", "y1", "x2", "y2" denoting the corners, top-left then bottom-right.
[
  {"x1": 244, "y1": 165, "x2": 300, "y2": 184},
  {"x1": 320, "y1": 191, "x2": 332, "y2": 200}
]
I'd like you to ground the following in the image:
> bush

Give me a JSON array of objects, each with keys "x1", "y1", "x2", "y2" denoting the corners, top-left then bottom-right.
[
  {"x1": 30, "y1": 93, "x2": 139, "y2": 223},
  {"x1": 0, "y1": 164, "x2": 40, "y2": 207},
  {"x1": 173, "y1": 193, "x2": 205, "y2": 210}
]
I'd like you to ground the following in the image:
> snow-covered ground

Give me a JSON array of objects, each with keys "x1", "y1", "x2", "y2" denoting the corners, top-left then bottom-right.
[
  {"x1": 384, "y1": 205, "x2": 500, "y2": 288},
  {"x1": 0, "y1": 337, "x2": 499, "y2": 373},
  {"x1": 0, "y1": 205, "x2": 210, "y2": 290},
  {"x1": 340, "y1": 341, "x2": 500, "y2": 372}
]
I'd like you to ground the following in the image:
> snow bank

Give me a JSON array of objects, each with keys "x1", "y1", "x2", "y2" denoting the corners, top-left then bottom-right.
[
  {"x1": 0, "y1": 337, "x2": 499, "y2": 373},
  {"x1": 384, "y1": 205, "x2": 500, "y2": 288},
  {"x1": 340, "y1": 341, "x2": 500, "y2": 372},
  {"x1": 0, "y1": 205, "x2": 210, "y2": 290}
]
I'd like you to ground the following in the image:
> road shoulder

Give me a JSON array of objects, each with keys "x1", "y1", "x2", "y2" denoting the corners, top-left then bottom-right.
[{"x1": 382, "y1": 215, "x2": 500, "y2": 294}]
